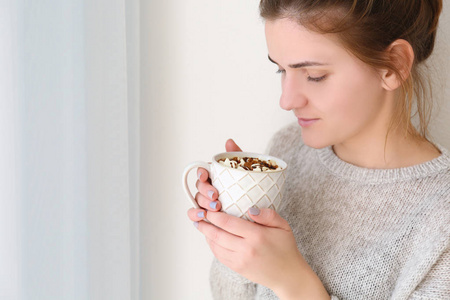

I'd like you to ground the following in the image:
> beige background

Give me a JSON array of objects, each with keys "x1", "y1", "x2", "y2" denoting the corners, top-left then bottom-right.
[{"x1": 141, "y1": 2, "x2": 449, "y2": 299}]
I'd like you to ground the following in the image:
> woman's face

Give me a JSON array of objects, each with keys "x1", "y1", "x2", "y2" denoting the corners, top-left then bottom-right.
[{"x1": 265, "y1": 18, "x2": 392, "y2": 149}]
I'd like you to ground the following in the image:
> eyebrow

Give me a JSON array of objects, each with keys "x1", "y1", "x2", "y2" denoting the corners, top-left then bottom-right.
[{"x1": 268, "y1": 55, "x2": 328, "y2": 68}]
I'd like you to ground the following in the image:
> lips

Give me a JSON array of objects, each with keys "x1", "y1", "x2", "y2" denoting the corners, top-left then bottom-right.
[{"x1": 297, "y1": 118, "x2": 320, "y2": 127}]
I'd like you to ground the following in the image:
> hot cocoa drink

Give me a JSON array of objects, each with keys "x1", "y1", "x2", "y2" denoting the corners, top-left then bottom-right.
[{"x1": 218, "y1": 156, "x2": 282, "y2": 172}]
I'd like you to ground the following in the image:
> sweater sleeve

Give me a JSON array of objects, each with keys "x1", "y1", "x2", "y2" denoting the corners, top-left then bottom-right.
[
  {"x1": 209, "y1": 258, "x2": 257, "y2": 299},
  {"x1": 409, "y1": 247, "x2": 450, "y2": 299}
]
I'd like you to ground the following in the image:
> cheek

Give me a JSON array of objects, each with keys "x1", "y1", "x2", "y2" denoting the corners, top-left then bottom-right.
[{"x1": 325, "y1": 71, "x2": 382, "y2": 121}]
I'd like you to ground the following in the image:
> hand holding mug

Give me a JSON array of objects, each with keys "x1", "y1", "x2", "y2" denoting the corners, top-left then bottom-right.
[
  {"x1": 183, "y1": 139, "x2": 287, "y2": 221},
  {"x1": 186, "y1": 139, "x2": 242, "y2": 222}
]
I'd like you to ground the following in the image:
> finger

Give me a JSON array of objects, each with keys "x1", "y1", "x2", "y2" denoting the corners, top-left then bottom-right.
[
  {"x1": 195, "y1": 192, "x2": 221, "y2": 211},
  {"x1": 225, "y1": 139, "x2": 243, "y2": 152},
  {"x1": 197, "y1": 167, "x2": 209, "y2": 183},
  {"x1": 187, "y1": 208, "x2": 207, "y2": 221},
  {"x1": 206, "y1": 211, "x2": 256, "y2": 237},
  {"x1": 248, "y1": 207, "x2": 291, "y2": 231},
  {"x1": 196, "y1": 180, "x2": 218, "y2": 201},
  {"x1": 196, "y1": 220, "x2": 244, "y2": 251}
]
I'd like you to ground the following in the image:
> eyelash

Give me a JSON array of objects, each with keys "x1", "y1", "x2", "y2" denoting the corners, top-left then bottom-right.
[{"x1": 276, "y1": 69, "x2": 327, "y2": 82}]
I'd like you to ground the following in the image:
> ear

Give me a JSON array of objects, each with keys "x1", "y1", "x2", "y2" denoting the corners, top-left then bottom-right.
[{"x1": 380, "y1": 39, "x2": 415, "y2": 91}]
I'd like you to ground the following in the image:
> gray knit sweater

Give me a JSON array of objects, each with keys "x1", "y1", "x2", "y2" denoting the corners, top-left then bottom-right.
[{"x1": 210, "y1": 122, "x2": 450, "y2": 299}]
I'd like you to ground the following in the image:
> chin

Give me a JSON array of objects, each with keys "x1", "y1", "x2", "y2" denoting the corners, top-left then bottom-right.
[{"x1": 301, "y1": 134, "x2": 332, "y2": 149}]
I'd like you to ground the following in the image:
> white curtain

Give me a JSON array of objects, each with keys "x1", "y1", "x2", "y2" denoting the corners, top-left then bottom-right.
[{"x1": 0, "y1": 0, "x2": 140, "y2": 299}]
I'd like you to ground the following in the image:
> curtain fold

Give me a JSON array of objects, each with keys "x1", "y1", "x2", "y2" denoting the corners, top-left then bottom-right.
[
  {"x1": 0, "y1": 0, "x2": 20, "y2": 299},
  {"x1": 0, "y1": 0, "x2": 140, "y2": 299}
]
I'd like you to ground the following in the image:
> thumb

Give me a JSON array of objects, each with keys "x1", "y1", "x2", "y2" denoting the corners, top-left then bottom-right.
[
  {"x1": 225, "y1": 139, "x2": 243, "y2": 152},
  {"x1": 248, "y1": 207, "x2": 290, "y2": 230}
]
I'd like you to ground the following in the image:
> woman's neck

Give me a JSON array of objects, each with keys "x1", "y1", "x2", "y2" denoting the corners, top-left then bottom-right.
[{"x1": 332, "y1": 129, "x2": 441, "y2": 169}]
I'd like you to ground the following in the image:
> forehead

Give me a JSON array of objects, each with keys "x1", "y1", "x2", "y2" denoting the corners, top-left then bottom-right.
[{"x1": 264, "y1": 18, "x2": 346, "y2": 63}]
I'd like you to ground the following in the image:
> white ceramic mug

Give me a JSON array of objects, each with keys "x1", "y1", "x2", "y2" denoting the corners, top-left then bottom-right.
[{"x1": 182, "y1": 152, "x2": 287, "y2": 220}]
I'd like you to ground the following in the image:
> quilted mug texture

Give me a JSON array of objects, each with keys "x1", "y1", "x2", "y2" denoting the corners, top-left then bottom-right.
[{"x1": 210, "y1": 161, "x2": 286, "y2": 220}]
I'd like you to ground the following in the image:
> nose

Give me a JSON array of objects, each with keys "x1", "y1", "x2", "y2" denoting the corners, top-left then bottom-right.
[{"x1": 279, "y1": 75, "x2": 308, "y2": 111}]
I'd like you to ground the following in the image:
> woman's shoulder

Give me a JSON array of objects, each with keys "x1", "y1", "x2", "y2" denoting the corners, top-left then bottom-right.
[{"x1": 429, "y1": 144, "x2": 450, "y2": 188}]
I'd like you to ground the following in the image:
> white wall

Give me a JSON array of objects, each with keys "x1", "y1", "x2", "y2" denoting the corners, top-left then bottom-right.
[
  {"x1": 140, "y1": 2, "x2": 450, "y2": 300},
  {"x1": 428, "y1": 6, "x2": 450, "y2": 145}
]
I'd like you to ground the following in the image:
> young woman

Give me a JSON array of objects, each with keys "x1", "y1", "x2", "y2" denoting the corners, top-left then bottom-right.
[{"x1": 187, "y1": 0, "x2": 449, "y2": 299}]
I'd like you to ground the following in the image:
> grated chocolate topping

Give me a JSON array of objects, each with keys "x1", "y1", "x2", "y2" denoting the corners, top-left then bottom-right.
[{"x1": 218, "y1": 156, "x2": 281, "y2": 172}]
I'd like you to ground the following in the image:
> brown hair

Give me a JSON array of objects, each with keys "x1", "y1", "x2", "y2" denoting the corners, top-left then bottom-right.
[{"x1": 260, "y1": 0, "x2": 443, "y2": 140}]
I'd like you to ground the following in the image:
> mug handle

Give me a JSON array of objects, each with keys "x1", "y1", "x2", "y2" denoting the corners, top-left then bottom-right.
[{"x1": 182, "y1": 161, "x2": 211, "y2": 209}]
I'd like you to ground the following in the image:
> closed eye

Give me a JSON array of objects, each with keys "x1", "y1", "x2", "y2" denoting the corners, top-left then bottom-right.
[
  {"x1": 276, "y1": 70, "x2": 326, "y2": 83},
  {"x1": 308, "y1": 75, "x2": 327, "y2": 82}
]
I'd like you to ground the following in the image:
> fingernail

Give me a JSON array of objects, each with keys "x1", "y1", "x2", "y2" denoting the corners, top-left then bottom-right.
[
  {"x1": 208, "y1": 190, "x2": 215, "y2": 199},
  {"x1": 249, "y1": 206, "x2": 260, "y2": 216},
  {"x1": 198, "y1": 171, "x2": 203, "y2": 180},
  {"x1": 193, "y1": 221, "x2": 199, "y2": 228},
  {"x1": 197, "y1": 211, "x2": 205, "y2": 218},
  {"x1": 209, "y1": 201, "x2": 218, "y2": 210}
]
